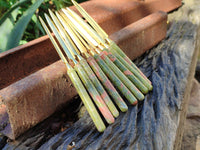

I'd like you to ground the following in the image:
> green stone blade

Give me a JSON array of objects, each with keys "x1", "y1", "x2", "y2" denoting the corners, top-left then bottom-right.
[
  {"x1": 39, "y1": 16, "x2": 70, "y2": 69},
  {"x1": 48, "y1": 10, "x2": 79, "y2": 58}
]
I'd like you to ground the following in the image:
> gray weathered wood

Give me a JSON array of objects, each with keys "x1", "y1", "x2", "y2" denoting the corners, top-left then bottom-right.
[{"x1": 1, "y1": 0, "x2": 200, "y2": 149}]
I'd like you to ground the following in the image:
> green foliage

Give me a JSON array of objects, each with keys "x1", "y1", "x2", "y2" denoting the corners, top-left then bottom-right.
[
  {"x1": 0, "y1": 0, "x2": 28, "y2": 25},
  {"x1": 0, "y1": 1, "x2": 20, "y2": 52},
  {"x1": 0, "y1": 0, "x2": 18, "y2": 17},
  {"x1": 5, "y1": 0, "x2": 44, "y2": 50},
  {"x1": 0, "y1": 0, "x2": 44, "y2": 52},
  {"x1": 0, "y1": 0, "x2": 87, "y2": 52}
]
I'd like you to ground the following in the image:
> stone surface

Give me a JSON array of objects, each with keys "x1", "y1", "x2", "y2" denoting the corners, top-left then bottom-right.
[
  {"x1": 181, "y1": 79, "x2": 200, "y2": 150},
  {"x1": 196, "y1": 135, "x2": 200, "y2": 150}
]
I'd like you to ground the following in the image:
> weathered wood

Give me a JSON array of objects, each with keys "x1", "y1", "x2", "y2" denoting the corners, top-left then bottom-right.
[
  {"x1": 181, "y1": 79, "x2": 200, "y2": 150},
  {"x1": 1, "y1": 2, "x2": 199, "y2": 150},
  {"x1": 168, "y1": 0, "x2": 200, "y2": 149},
  {"x1": 0, "y1": 11, "x2": 167, "y2": 140},
  {"x1": 35, "y1": 22, "x2": 198, "y2": 150},
  {"x1": 0, "y1": 96, "x2": 82, "y2": 149},
  {"x1": 1, "y1": 0, "x2": 200, "y2": 149}
]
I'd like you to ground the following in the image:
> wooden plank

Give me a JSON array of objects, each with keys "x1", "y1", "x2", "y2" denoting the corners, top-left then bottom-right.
[
  {"x1": 0, "y1": 11, "x2": 167, "y2": 140},
  {"x1": 0, "y1": 0, "x2": 199, "y2": 149}
]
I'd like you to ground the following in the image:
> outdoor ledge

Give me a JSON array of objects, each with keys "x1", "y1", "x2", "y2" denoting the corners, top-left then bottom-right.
[
  {"x1": 77, "y1": 0, "x2": 181, "y2": 35},
  {"x1": 0, "y1": 0, "x2": 181, "y2": 90},
  {"x1": 1, "y1": 0, "x2": 200, "y2": 148},
  {"x1": 0, "y1": 0, "x2": 199, "y2": 148},
  {"x1": 0, "y1": 11, "x2": 167, "y2": 140},
  {"x1": 0, "y1": 0, "x2": 178, "y2": 140}
]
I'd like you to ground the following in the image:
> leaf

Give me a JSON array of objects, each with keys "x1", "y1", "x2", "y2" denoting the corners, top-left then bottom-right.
[
  {"x1": 32, "y1": 14, "x2": 45, "y2": 36},
  {"x1": 0, "y1": 7, "x2": 19, "y2": 51},
  {"x1": 19, "y1": 40, "x2": 28, "y2": 45},
  {"x1": 0, "y1": 0, "x2": 30, "y2": 51},
  {"x1": 5, "y1": 0, "x2": 44, "y2": 51},
  {"x1": 0, "y1": 0, "x2": 30, "y2": 25}
]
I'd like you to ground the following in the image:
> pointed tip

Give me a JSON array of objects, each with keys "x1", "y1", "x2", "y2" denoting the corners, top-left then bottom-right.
[
  {"x1": 71, "y1": 0, "x2": 76, "y2": 5},
  {"x1": 67, "y1": 7, "x2": 76, "y2": 14},
  {"x1": 38, "y1": 16, "x2": 45, "y2": 26},
  {"x1": 48, "y1": 9, "x2": 54, "y2": 15},
  {"x1": 55, "y1": 11, "x2": 59, "y2": 16},
  {"x1": 38, "y1": 16, "x2": 42, "y2": 20},
  {"x1": 61, "y1": 8, "x2": 67, "y2": 13},
  {"x1": 66, "y1": 8, "x2": 72, "y2": 13},
  {"x1": 39, "y1": 16, "x2": 46, "y2": 26},
  {"x1": 44, "y1": 13, "x2": 49, "y2": 19}
]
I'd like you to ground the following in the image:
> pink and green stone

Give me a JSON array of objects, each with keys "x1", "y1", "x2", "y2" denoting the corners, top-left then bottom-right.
[
  {"x1": 105, "y1": 50, "x2": 148, "y2": 94},
  {"x1": 80, "y1": 59, "x2": 119, "y2": 117},
  {"x1": 87, "y1": 56, "x2": 128, "y2": 112},
  {"x1": 67, "y1": 67, "x2": 106, "y2": 132},
  {"x1": 108, "y1": 42, "x2": 153, "y2": 91},
  {"x1": 94, "y1": 54, "x2": 138, "y2": 105},
  {"x1": 74, "y1": 63, "x2": 115, "y2": 124},
  {"x1": 100, "y1": 51, "x2": 144, "y2": 101}
]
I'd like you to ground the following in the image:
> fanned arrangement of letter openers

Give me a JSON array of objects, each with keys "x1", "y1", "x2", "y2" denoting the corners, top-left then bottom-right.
[{"x1": 39, "y1": 0, "x2": 153, "y2": 132}]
